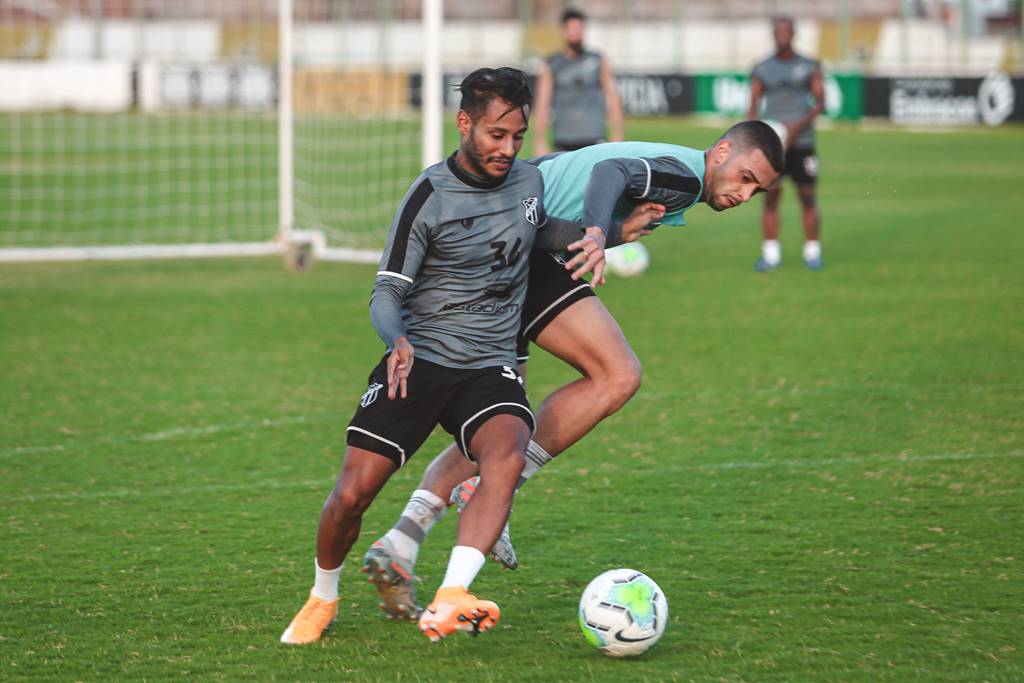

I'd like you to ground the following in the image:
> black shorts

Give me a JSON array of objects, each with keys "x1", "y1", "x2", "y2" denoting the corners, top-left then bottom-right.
[
  {"x1": 345, "y1": 355, "x2": 534, "y2": 467},
  {"x1": 516, "y1": 251, "x2": 596, "y2": 362},
  {"x1": 782, "y1": 147, "x2": 819, "y2": 185}
]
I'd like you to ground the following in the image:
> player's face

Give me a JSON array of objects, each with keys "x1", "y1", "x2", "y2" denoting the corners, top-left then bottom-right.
[
  {"x1": 563, "y1": 18, "x2": 584, "y2": 51},
  {"x1": 457, "y1": 97, "x2": 528, "y2": 181},
  {"x1": 774, "y1": 21, "x2": 794, "y2": 51},
  {"x1": 705, "y1": 142, "x2": 778, "y2": 212}
]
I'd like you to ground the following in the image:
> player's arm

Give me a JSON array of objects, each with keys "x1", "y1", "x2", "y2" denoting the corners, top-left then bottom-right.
[
  {"x1": 532, "y1": 62, "x2": 554, "y2": 156},
  {"x1": 369, "y1": 282, "x2": 414, "y2": 400},
  {"x1": 533, "y1": 203, "x2": 665, "y2": 253},
  {"x1": 581, "y1": 156, "x2": 696, "y2": 237},
  {"x1": 787, "y1": 66, "x2": 825, "y2": 140},
  {"x1": 370, "y1": 179, "x2": 433, "y2": 399},
  {"x1": 747, "y1": 74, "x2": 763, "y2": 119},
  {"x1": 600, "y1": 56, "x2": 624, "y2": 142},
  {"x1": 565, "y1": 155, "x2": 679, "y2": 284}
]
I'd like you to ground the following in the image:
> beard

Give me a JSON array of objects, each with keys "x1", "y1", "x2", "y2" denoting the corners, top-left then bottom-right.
[
  {"x1": 463, "y1": 128, "x2": 513, "y2": 181},
  {"x1": 567, "y1": 39, "x2": 584, "y2": 54}
]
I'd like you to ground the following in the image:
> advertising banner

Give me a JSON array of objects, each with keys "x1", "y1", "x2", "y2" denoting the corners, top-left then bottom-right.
[
  {"x1": 613, "y1": 74, "x2": 694, "y2": 116},
  {"x1": 693, "y1": 71, "x2": 863, "y2": 121},
  {"x1": 864, "y1": 73, "x2": 1021, "y2": 127}
]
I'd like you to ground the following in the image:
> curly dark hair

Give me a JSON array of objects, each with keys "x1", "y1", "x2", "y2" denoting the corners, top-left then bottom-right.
[{"x1": 457, "y1": 67, "x2": 534, "y2": 120}]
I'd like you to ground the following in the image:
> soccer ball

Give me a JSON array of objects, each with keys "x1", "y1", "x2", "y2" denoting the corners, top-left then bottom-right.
[
  {"x1": 604, "y1": 242, "x2": 649, "y2": 278},
  {"x1": 763, "y1": 118, "x2": 789, "y2": 149},
  {"x1": 578, "y1": 568, "x2": 668, "y2": 658}
]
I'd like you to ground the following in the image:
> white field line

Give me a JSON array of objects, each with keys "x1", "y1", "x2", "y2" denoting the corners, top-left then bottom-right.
[
  {"x1": 3, "y1": 449, "x2": 1022, "y2": 506},
  {"x1": 668, "y1": 450, "x2": 1024, "y2": 472},
  {"x1": 0, "y1": 415, "x2": 321, "y2": 459}
]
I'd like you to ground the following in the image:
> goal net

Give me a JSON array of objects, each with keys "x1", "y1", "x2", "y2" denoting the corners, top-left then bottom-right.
[{"x1": 0, "y1": 0, "x2": 430, "y2": 262}]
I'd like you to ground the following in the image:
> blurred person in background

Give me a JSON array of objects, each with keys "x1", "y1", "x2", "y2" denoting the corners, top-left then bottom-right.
[
  {"x1": 533, "y1": 7, "x2": 624, "y2": 156},
  {"x1": 748, "y1": 14, "x2": 826, "y2": 271}
]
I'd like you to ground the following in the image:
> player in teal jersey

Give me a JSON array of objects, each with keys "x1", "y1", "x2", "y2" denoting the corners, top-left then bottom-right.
[{"x1": 364, "y1": 122, "x2": 785, "y2": 618}]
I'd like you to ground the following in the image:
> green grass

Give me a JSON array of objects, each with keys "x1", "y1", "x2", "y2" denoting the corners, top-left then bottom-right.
[{"x1": 2, "y1": 121, "x2": 1023, "y2": 681}]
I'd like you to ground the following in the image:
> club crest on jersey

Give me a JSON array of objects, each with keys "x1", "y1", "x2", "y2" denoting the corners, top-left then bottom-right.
[
  {"x1": 360, "y1": 382, "x2": 384, "y2": 407},
  {"x1": 522, "y1": 196, "x2": 540, "y2": 225},
  {"x1": 461, "y1": 217, "x2": 474, "y2": 230}
]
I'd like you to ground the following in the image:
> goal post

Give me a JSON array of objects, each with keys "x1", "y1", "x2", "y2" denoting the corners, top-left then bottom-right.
[{"x1": 0, "y1": 0, "x2": 444, "y2": 265}]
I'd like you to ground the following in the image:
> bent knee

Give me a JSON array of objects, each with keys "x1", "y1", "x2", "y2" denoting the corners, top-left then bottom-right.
[
  {"x1": 327, "y1": 485, "x2": 375, "y2": 520},
  {"x1": 602, "y1": 354, "x2": 642, "y2": 410},
  {"x1": 477, "y1": 447, "x2": 525, "y2": 478}
]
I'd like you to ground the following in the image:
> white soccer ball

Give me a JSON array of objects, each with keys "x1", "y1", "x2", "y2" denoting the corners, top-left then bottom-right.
[
  {"x1": 578, "y1": 568, "x2": 668, "y2": 658},
  {"x1": 604, "y1": 242, "x2": 650, "y2": 278},
  {"x1": 763, "y1": 118, "x2": 789, "y2": 149}
]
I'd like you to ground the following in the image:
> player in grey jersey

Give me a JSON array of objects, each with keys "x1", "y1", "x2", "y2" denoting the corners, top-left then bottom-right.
[
  {"x1": 748, "y1": 15, "x2": 826, "y2": 271},
  {"x1": 279, "y1": 67, "x2": 627, "y2": 646},
  {"x1": 532, "y1": 7, "x2": 624, "y2": 156}
]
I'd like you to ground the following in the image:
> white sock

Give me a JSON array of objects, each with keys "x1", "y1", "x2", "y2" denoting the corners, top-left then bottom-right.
[
  {"x1": 803, "y1": 240, "x2": 821, "y2": 261},
  {"x1": 384, "y1": 489, "x2": 446, "y2": 565},
  {"x1": 312, "y1": 559, "x2": 343, "y2": 601},
  {"x1": 516, "y1": 440, "x2": 553, "y2": 490},
  {"x1": 762, "y1": 239, "x2": 781, "y2": 266},
  {"x1": 440, "y1": 545, "x2": 486, "y2": 589}
]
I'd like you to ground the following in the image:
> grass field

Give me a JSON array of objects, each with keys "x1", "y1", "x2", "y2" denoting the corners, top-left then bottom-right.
[{"x1": 2, "y1": 120, "x2": 1023, "y2": 681}]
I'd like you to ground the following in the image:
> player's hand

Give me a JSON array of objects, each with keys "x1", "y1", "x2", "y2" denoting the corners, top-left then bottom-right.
[
  {"x1": 621, "y1": 202, "x2": 666, "y2": 243},
  {"x1": 386, "y1": 337, "x2": 414, "y2": 400},
  {"x1": 565, "y1": 226, "x2": 607, "y2": 287}
]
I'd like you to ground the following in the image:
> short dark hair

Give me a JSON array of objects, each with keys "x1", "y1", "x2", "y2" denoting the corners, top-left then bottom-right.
[
  {"x1": 772, "y1": 14, "x2": 795, "y2": 31},
  {"x1": 718, "y1": 120, "x2": 785, "y2": 173},
  {"x1": 457, "y1": 67, "x2": 534, "y2": 120},
  {"x1": 561, "y1": 8, "x2": 585, "y2": 24}
]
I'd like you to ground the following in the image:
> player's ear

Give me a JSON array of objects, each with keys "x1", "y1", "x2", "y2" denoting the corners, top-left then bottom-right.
[
  {"x1": 712, "y1": 139, "x2": 732, "y2": 164},
  {"x1": 456, "y1": 109, "x2": 472, "y2": 138}
]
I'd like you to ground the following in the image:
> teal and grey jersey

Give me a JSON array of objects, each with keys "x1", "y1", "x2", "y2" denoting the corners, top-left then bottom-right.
[
  {"x1": 371, "y1": 154, "x2": 557, "y2": 370},
  {"x1": 751, "y1": 53, "x2": 820, "y2": 149},
  {"x1": 534, "y1": 141, "x2": 706, "y2": 241},
  {"x1": 548, "y1": 50, "x2": 606, "y2": 146}
]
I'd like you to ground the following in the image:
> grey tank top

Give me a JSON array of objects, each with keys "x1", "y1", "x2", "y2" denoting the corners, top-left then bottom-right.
[
  {"x1": 751, "y1": 54, "x2": 820, "y2": 149},
  {"x1": 547, "y1": 50, "x2": 607, "y2": 145}
]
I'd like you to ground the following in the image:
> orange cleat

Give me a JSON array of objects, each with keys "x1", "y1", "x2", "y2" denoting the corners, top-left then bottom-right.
[
  {"x1": 418, "y1": 586, "x2": 501, "y2": 642},
  {"x1": 280, "y1": 591, "x2": 339, "y2": 644}
]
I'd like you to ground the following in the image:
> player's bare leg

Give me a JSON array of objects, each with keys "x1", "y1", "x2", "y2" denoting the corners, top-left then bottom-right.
[
  {"x1": 756, "y1": 184, "x2": 783, "y2": 271},
  {"x1": 419, "y1": 414, "x2": 528, "y2": 641},
  {"x1": 451, "y1": 298, "x2": 640, "y2": 565},
  {"x1": 317, "y1": 448, "x2": 397, "y2": 568},
  {"x1": 419, "y1": 442, "x2": 480, "y2": 500},
  {"x1": 281, "y1": 447, "x2": 396, "y2": 644},
  {"x1": 528, "y1": 296, "x2": 641, "y2": 455},
  {"x1": 797, "y1": 183, "x2": 823, "y2": 269},
  {"x1": 453, "y1": 415, "x2": 528, "y2": 553},
  {"x1": 379, "y1": 297, "x2": 640, "y2": 575}
]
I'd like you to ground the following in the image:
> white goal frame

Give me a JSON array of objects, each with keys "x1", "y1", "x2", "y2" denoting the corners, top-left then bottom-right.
[{"x1": 0, "y1": 0, "x2": 444, "y2": 265}]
